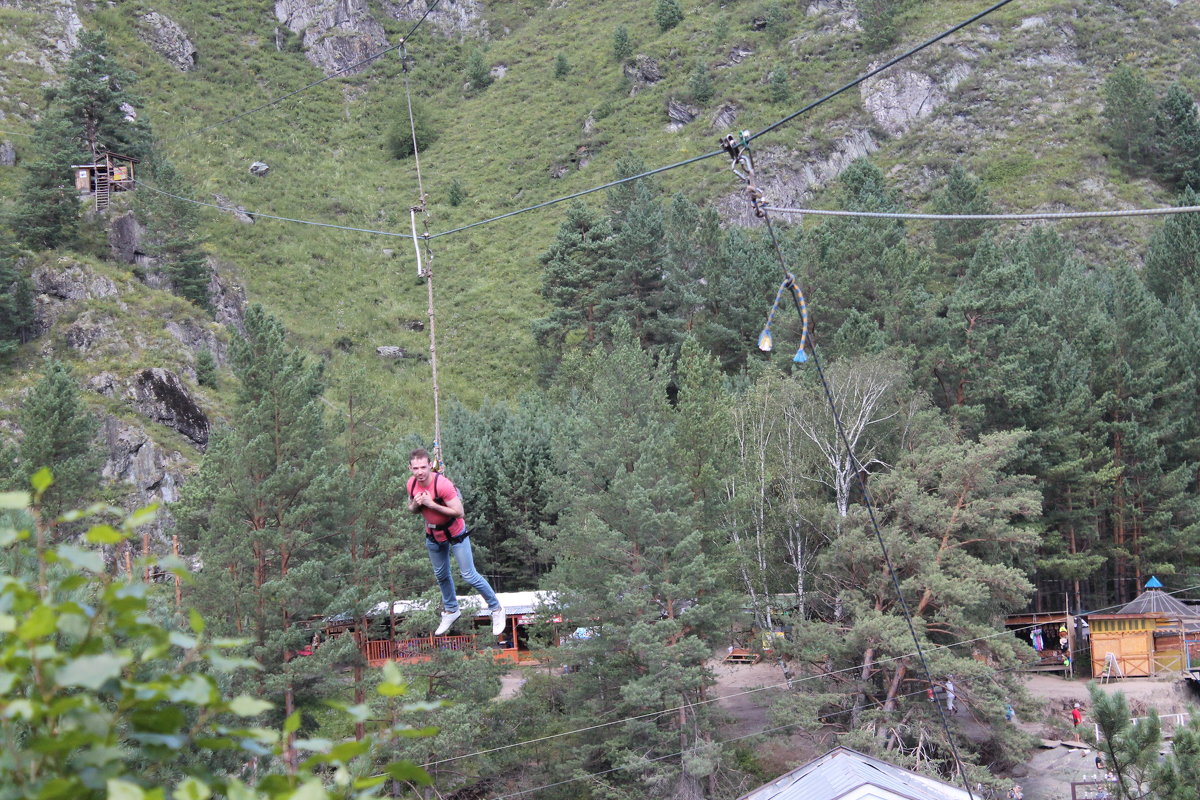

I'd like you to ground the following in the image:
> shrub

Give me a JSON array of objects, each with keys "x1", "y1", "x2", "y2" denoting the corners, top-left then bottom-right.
[
  {"x1": 689, "y1": 60, "x2": 714, "y2": 104},
  {"x1": 196, "y1": 348, "x2": 217, "y2": 387},
  {"x1": 613, "y1": 25, "x2": 633, "y2": 62},
  {"x1": 465, "y1": 47, "x2": 493, "y2": 92},
  {"x1": 385, "y1": 97, "x2": 438, "y2": 159},
  {"x1": 554, "y1": 53, "x2": 570, "y2": 79},
  {"x1": 448, "y1": 178, "x2": 466, "y2": 207},
  {"x1": 655, "y1": 0, "x2": 683, "y2": 32},
  {"x1": 769, "y1": 69, "x2": 790, "y2": 103}
]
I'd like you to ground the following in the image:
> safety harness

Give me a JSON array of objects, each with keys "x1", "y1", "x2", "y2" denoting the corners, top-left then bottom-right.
[{"x1": 407, "y1": 473, "x2": 467, "y2": 544}]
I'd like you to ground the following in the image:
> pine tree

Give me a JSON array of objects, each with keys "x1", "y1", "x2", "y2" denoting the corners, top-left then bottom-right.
[
  {"x1": 930, "y1": 165, "x2": 995, "y2": 269},
  {"x1": 695, "y1": 226, "x2": 780, "y2": 371},
  {"x1": 613, "y1": 25, "x2": 633, "y2": 63},
  {"x1": 543, "y1": 324, "x2": 736, "y2": 800},
  {"x1": 786, "y1": 423, "x2": 1040, "y2": 770},
  {"x1": 442, "y1": 396, "x2": 558, "y2": 589},
  {"x1": 15, "y1": 361, "x2": 100, "y2": 517},
  {"x1": 688, "y1": 59, "x2": 714, "y2": 104},
  {"x1": 385, "y1": 97, "x2": 438, "y2": 159},
  {"x1": 553, "y1": 53, "x2": 569, "y2": 79},
  {"x1": 533, "y1": 200, "x2": 618, "y2": 355},
  {"x1": 52, "y1": 30, "x2": 152, "y2": 161},
  {"x1": 604, "y1": 179, "x2": 681, "y2": 350},
  {"x1": 1153, "y1": 83, "x2": 1200, "y2": 190},
  {"x1": 1154, "y1": 715, "x2": 1200, "y2": 800},
  {"x1": 1143, "y1": 186, "x2": 1200, "y2": 307},
  {"x1": 0, "y1": 250, "x2": 35, "y2": 359},
  {"x1": 13, "y1": 113, "x2": 83, "y2": 250},
  {"x1": 1089, "y1": 684, "x2": 1161, "y2": 799},
  {"x1": 769, "y1": 69, "x2": 790, "y2": 103},
  {"x1": 1103, "y1": 63, "x2": 1156, "y2": 164},
  {"x1": 1094, "y1": 263, "x2": 1179, "y2": 601},
  {"x1": 195, "y1": 348, "x2": 217, "y2": 388},
  {"x1": 859, "y1": 0, "x2": 899, "y2": 52},
  {"x1": 136, "y1": 154, "x2": 210, "y2": 309},
  {"x1": 176, "y1": 305, "x2": 345, "y2": 740}
]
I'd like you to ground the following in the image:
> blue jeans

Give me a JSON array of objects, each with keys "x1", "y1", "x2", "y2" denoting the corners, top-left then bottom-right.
[{"x1": 426, "y1": 535, "x2": 500, "y2": 614}]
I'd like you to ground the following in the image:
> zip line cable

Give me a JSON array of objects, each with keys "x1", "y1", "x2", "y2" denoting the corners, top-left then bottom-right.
[
  {"x1": 415, "y1": 582, "x2": 1200, "y2": 773},
  {"x1": 760, "y1": 204, "x2": 1200, "y2": 221},
  {"x1": 723, "y1": 135, "x2": 974, "y2": 799},
  {"x1": 128, "y1": 0, "x2": 1146, "y2": 246},
  {"x1": 132, "y1": 178, "x2": 416, "y2": 238},
  {"x1": 426, "y1": 150, "x2": 724, "y2": 239},
  {"x1": 485, "y1": 685, "x2": 986, "y2": 800},
  {"x1": 162, "y1": 0, "x2": 443, "y2": 143},
  {"x1": 748, "y1": 0, "x2": 1018, "y2": 144}
]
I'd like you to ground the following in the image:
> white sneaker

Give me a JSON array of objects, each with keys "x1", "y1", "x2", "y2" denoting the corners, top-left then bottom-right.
[
  {"x1": 491, "y1": 607, "x2": 506, "y2": 637},
  {"x1": 434, "y1": 610, "x2": 461, "y2": 636}
]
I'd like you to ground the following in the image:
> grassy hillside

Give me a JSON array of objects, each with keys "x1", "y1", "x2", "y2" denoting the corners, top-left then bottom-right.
[{"x1": 4, "y1": 0, "x2": 1200, "y2": 435}]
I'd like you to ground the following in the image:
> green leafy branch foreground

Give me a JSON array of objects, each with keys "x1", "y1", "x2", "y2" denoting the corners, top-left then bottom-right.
[{"x1": 0, "y1": 469, "x2": 433, "y2": 800}]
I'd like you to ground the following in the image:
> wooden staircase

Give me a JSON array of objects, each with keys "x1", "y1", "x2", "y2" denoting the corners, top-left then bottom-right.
[{"x1": 94, "y1": 167, "x2": 110, "y2": 210}]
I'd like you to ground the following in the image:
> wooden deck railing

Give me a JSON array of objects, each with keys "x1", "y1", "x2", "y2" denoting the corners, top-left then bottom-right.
[{"x1": 363, "y1": 635, "x2": 479, "y2": 665}]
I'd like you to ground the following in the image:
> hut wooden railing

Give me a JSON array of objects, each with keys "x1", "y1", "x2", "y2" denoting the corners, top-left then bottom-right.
[{"x1": 362, "y1": 634, "x2": 478, "y2": 666}]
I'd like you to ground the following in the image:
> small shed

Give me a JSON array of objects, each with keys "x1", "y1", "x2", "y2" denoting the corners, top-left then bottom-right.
[
  {"x1": 71, "y1": 150, "x2": 139, "y2": 210},
  {"x1": 1087, "y1": 577, "x2": 1200, "y2": 678},
  {"x1": 1005, "y1": 611, "x2": 1076, "y2": 674},
  {"x1": 736, "y1": 746, "x2": 973, "y2": 800}
]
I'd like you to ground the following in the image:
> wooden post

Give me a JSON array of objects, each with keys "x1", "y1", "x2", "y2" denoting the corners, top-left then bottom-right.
[
  {"x1": 172, "y1": 535, "x2": 182, "y2": 611},
  {"x1": 124, "y1": 547, "x2": 133, "y2": 578},
  {"x1": 142, "y1": 531, "x2": 150, "y2": 581}
]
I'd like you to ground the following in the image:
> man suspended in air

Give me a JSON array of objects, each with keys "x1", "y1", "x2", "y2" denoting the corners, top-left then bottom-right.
[{"x1": 407, "y1": 448, "x2": 506, "y2": 637}]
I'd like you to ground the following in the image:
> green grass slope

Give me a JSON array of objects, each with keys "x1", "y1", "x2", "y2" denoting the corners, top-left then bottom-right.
[{"x1": 5, "y1": 0, "x2": 1200, "y2": 435}]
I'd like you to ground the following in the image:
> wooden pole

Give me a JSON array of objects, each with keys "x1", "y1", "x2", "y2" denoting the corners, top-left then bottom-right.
[{"x1": 172, "y1": 535, "x2": 182, "y2": 611}]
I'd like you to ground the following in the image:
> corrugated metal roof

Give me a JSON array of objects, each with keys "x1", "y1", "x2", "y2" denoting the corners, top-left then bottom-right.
[
  {"x1": 366, "y1": 591, "x2": 557, "y2": 619},
  {"x1": 736, "y1": 747, "x2": 972, "y2": 800},
  {"x1": 1118, "y1": 589, "x2": 1198, "y2": 618}
]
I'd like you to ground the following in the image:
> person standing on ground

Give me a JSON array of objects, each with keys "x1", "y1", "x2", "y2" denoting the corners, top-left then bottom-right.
[
  {"x1": 407, "y1": 448, "x2": 505, "y2": 637},
  {"x1": 1071, "y1": 702, "x2": 1083, "y2": 732}
]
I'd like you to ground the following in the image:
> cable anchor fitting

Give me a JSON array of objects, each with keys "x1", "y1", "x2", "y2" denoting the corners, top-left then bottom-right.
[{"x1": 719, "y1": 130, "x2": 755, "y2": 181}]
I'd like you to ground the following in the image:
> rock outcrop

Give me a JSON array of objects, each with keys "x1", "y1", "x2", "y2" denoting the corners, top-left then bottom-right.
[
  {"x1": 860, "y1": 60, "x2": 971, "y2": 139},
  {"x1": 274, "y1": 0, "x2": 389, "y2": 77},
  {"x1": 126, "y1": 368, "x2": 210, "y2": 448},
  {"x1": 207, "y1": 260, "x2": 247, "y2": 334},
  {"x1": 108, "y1": 211, "x2": 146, "y2": 265},
  {"x1": 31, "y1": 262, "x2": 119, "y2": 336},
  {"x1": 212, "y1": 194, "x2": 255, "y2": 224},
  {"x1": 137, "y1": 12, "x2": 198, "y2": 71},
  {"x1": 0, "y1": 141, "x2": 14, "y2": 166},
  {"x1": 380, "y1": 0, "x2": 487, "y2": 41},
  {"x1": 666, "y1": 98, "x2": 698, "y2": 131},
  {"x1": 717, "y1": 128, "x2": 880, "y2": 227},
  {"x1": 101, "y1": 415, "x2": 190, "y2": 547},
  {"x1": 625, "y1": 56, "x2": 663, "y2": 96}
]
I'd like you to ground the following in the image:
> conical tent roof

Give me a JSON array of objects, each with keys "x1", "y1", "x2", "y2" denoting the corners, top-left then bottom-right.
[{"x1": 1118, "y1": 579, "x2": 1197, "y2": 618}]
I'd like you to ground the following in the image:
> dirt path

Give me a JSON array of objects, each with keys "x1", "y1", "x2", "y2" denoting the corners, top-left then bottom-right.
[{"x1": 1013, "y1": 674, "x2": 1198, "y2": 800}]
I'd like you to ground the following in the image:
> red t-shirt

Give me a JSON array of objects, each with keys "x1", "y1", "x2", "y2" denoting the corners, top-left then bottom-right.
[{"x1": 407, "y1": 474, "x2": 467, "y2": 539}]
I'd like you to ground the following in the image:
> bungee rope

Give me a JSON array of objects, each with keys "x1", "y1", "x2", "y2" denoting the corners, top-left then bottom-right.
[{"x1": 720, "y1": 130, "x2": 810, "y2": 363}]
